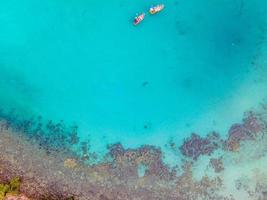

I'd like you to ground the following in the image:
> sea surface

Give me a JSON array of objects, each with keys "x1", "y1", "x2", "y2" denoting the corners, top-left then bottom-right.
[{"x1": 0, "y1": 0, "x2": 267, "y2": 164}]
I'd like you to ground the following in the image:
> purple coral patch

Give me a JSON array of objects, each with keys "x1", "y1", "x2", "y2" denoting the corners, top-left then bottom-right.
[
  {"x1": 225, "y1": 112, "x2": 262, "y2": 151},
  {"x1": 179, "y1": 132, "x2": 222, "y2": 160}
]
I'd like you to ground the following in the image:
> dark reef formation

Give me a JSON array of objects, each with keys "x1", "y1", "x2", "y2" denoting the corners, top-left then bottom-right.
[
  {"x1": 108, "y1": 143, "x2": 175, "y2": 180},
  {"x1": 225, "y1": 111, "x2": 263, "y2": 151},
  {"x1": 179, "y1": 132, "x2": 223, "y2": 160},
  {"x1": 0, "y1": 127, "x2": 231, "y2": 200},
  {"x1": 0, "y1": 108, "x2": 267, "y2": 199},
  {"x1": 0, "y1": 108, "x2": 80, "y2": 156},
  {"x1": 179, "y1": 111, "x2": 264, "y2": 159}
]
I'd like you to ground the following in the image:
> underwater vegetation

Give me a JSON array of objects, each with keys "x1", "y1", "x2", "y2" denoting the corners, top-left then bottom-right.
[{"x1": 0, "y1": 177, "x2": 21, "y2": 200}]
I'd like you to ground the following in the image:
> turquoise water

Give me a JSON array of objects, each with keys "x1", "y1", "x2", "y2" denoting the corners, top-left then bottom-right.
[{"x1": 1, "y1": 0, "x2": 267, "y2": 162}]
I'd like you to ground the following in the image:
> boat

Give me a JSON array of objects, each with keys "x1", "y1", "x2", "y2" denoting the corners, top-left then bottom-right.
[
  {"x1": 149, "y1": 4, "x2": 164, "y2": 14},
  {"x1": 133, "y1": 13, "x2": 145, "y2": 25}
]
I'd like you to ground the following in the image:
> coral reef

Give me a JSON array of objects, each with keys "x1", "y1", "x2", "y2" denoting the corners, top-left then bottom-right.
[
  {"x1": 108, "y1": 143, "x2": 173, "y2": 180},
  {"x1": 209, "y1": 157, "x2": 224, "y2": 173},
  {"x1": 0, "y1": 126, "x2": 234, "y2": 200},
  {"x1": 225, "y1": 112, "x2": 263, "y2": 151},
  {"x1": 179, "y1": 132, "x2": 222, "y2": 160},
  {"x1": 0, "y1": 108, "x2": 267, "y2": 199},
  {"x1": 0, "y1": 108, "x2": 80, "y2": 154},
  {"x1": 180, "y1": 112, "x2": 265, "y2": 159},
  {"x1": 174, "y1": 163, "x2": 225, "y2": 200}
]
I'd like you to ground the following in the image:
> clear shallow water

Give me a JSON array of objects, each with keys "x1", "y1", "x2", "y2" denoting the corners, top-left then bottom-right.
[{"x1": 0, "y1": 0, "x2": 267, "y2": 162}]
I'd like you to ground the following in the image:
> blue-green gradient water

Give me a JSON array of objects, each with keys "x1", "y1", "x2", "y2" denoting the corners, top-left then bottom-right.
[{"x1": 1, "y1": 0, "x2": 267, "y2": 162}]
